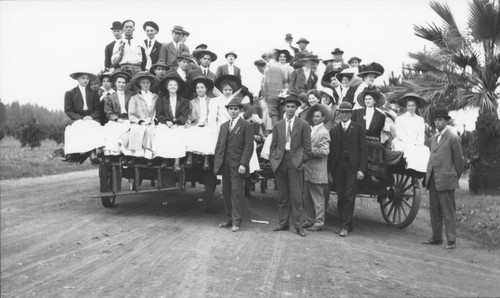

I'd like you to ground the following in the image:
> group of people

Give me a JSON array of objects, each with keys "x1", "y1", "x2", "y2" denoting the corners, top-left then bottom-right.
[{"x1": 63, "y1": 19, "x2": 465, "y2": 249}]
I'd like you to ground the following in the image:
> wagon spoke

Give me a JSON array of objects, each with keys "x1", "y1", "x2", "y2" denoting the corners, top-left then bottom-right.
[
  {"x1": 400, "y1": 175, "x2": 410, "y2": 188},
  {"x1": 402, "y1": 183, "x2": 413, "y2": 193},
  {"x1": 397, "y1": 205, "x2": 402, "y2": 223},
  {"x1": 400, "y1": 203, "x2": 408, "y2": 218},
  {"x1": 392, "y1": 203, "x2": 398, "y2": 223},
  {"x1": 402, "y1": 198, "x2": 413, "y2": 209},
  {"x1": 383, "y1": 199, "x2": 392, "y2": 209},
  {"x1": 387, "y1": 203, "x2": 395, "y2": 219},
  {"x1": 395, "y1": 174, "x2": 400, "y2": 186}
]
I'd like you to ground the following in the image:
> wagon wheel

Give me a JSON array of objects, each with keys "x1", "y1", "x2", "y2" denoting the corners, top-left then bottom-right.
[
  {"x1": 202, "y1": 174, "x2": 217, "y2": 213},
  {"x1": 101, "y1": 195, "x2": 116, "y2": 208},
  {"x1": 100, "y1": 165, "x2": 116, "y2": 208},
  {"x1": 379, "y1": 172, "x2": 421, "y2": 228}
]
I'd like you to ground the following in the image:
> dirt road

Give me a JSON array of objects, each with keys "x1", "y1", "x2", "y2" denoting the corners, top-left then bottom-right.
[{"x1": 1, "y1": 170, "x2": 499, "y2": 297}]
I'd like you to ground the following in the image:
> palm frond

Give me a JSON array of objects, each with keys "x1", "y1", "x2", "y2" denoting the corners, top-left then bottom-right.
[
  {"x1": 414, "y1": 23, "x2": 446, "y2": 48},
  {"x1": 430, "y1": 1, "x2": 465, "y2": 49},
  {"x1": 468, "y1": 0, "x2": 500, "y2": 43}
]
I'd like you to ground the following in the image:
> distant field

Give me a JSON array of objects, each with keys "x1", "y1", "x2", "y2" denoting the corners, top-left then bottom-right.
[{"x1": 0, "y1": 137, "x2": 95, "y2": 180}]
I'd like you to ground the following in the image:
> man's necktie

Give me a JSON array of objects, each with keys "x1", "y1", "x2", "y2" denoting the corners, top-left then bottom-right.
[
  {"x1": 203, "y1": 69, "x2": 207, "y2": 76},
  {"x1": 148, "y1": 40, "x2": 152, "y2": 48},
  {"x1": 287, "y1": 120, "x2": 291, "y2": 143},
  {"x1": 126, "y1": 36, "x2": 132, "y2": 45},
  {"x1": 229, "y1": 119, "x2": 234, "y2": 131}
]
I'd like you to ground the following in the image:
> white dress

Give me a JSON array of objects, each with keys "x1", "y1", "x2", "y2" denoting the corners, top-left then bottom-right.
[
  {"x1": 153, "y1": 124, "x2": 187, "y2": 158},
  {"x1": 64, "y1": 120, "x2": 105, "y2": 154},
  {"x1": 103, "y1": 120, "x2": 131, "y2": 156},
  {"x1": 392, "y1": 112, "x2": 430, "y2": 172},
  {"x1": 185, "y1": 97, "x2": 219, "y2": 155}
]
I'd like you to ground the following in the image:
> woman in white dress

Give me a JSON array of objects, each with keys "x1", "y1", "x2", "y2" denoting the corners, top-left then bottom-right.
[
  {"x1": 392, "y1": 93, "x2": 430, "y2": 173},
  {"x1": 185, "y1": 76, "x2": 219, "y2": 170},
  {"x1": 120, "y1": 71, "x2": 160, "y2": 165}
]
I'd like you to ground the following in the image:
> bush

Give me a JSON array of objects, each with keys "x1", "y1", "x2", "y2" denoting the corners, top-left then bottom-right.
[
  {"x1": 16, "y1": 119, "x2": 45, "y2": 149},
  {"x1": 46, "y1": 124, "x2": 65, "y2": 145},
  {"x1": 0, "y1": 127, "x2": 5, "y2": 141}
]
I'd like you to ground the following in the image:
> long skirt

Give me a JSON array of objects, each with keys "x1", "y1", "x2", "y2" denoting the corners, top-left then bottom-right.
[
  {"x1": 103, "y1": 121, "x2": 130, "y2": 156},
  {"x1": 153, "y1": 124, "x2": 187, "y2": 158},
  {"x1": 120, "y1": 124, "x2": 155, "y2": 159},
  {"x1": 185, "y1": 125, "x2": 217, "y2": 155},
  {"x1": 401, "y1": 144, "x2": 430, "y2": 173},
  {"x1": 64, "y1": 120, "x2": 105, "y2": 154}
]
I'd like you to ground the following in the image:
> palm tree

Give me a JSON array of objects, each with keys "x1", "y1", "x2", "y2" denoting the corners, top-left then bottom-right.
[{"x1": 387, "y1": 0, "x2": 500, "y2": 194}]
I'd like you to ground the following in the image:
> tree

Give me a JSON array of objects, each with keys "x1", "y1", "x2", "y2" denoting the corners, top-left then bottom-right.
[
  {"x1": 17, "y1": 119, "x2": 45, "y2": 149},
  {"x1": 389, "y1": 0, "x2": 500, "y2": 194}
]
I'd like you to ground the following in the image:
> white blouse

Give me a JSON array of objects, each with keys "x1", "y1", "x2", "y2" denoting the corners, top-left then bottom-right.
[{"x1": 395, "y1": 112, "x2": 425, "y2": 146}]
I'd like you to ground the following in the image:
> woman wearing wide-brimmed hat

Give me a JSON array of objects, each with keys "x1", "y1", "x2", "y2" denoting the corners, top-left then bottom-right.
[
  {"x1": 213, "y1": 74, "x2": 242, "y2": 126},
  {"x1": 119, "y1": 71, "x2": 160, "y2": 163},
  {"x1": 96, "y1": 69, "x2": 115, "y2": 125},
  {"x1": 153, "y1": 72, "x2": 190, "y2": 168},
  {"x1": 392, "y1": 93, "x2": 430, "y2": 172},
  {"x1": 335, "y1": 71, "x2": 356, "y2": 105},
  {"x1": 63, "y1": 71, "x2": 106, "y2": 163},
  {"x1": 353, "y1": 62, "x2": 385, "y2": 110},
  {"x1": 184, "y1": 76, "x2": 219, "y2": 170}
]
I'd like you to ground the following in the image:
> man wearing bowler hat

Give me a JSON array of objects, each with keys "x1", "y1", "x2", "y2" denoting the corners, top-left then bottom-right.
[
  {"x1": 422, "y1": 108, "x2": 464, "y2": 249},
  {"x1": 216, "y1": 51, "x2": 241, "y2": 80},
  {"x1": 328, "y1": 102, "x2": 367, "y2": 237},
  {"x1": 104, "y1": 21, "x2": 123, "y2": 70},
  {"x1": 214, "y1": 98, "x2": 254, "y2": 232},
  {"x1": 143, "y1": 21, "x2": 162, "y2": 70},
  {"x1": 158, "y1": 25, "x2": 190, "y2": 69},
  {"x1": 270, "y1": 93, "x2": 312, "y2": 237},
  {"x1": 111, "y1": 20, "x2": 147, "y2": 76}
]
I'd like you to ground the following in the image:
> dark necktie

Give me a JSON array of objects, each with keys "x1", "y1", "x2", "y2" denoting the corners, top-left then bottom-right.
[
  {"x1": 203, "y1": 69, "x2": 207, "y2": 76},
  {"x1": 148, "y1": 40, "x2": 152, "y2": 48},
  {"x1": 287, "y1": 119, "x2": 292, "y2": 143},
  {"x1": 126, "y1": 36, "x2": 132, "y2": 45}
]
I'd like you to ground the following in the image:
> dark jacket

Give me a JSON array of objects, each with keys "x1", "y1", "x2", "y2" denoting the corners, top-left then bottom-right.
[
  {"x1": 216, "y1": 64, "x2": 242, "y2": 80},
  {"x1": 328, "y1": 121, "x2": 368, "y2": 175},
  {"x1": 158, "y1": 41, "x2": 190, "y2": 68},
  {"x1": 289, "y1": 68, "x2": 318, "y2": 93},
  {"x1": 104, "y1": 40, "x2": 116, "y2": 69},
  {"x1": 64, "y1": 86, "x2": 101, "y2": 122},
  {"x1": 214, "y1": 118, "x2": 254, "y2": 176},
  {"x1": 351, "y1": 108, "x2": 386, "y2": 139},
  {"x1": 104, "y1": 91, "x2": 133, "y2": 121},
  {"x1": 144, "y1": 40, "x2": 163, "y2": 66},
  {"x1": 155, "y1": 94, "x2": 190, "y2": 125}
]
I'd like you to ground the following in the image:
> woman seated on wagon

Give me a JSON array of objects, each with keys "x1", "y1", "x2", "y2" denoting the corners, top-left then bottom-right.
[
  {"x1": 392, "y1": 93, "x2": 430, "y2": 173},
  {"x1": 97, "y1": 70, "x2": 115, "y2": 125},
  {"x1": 213, "y1": 74, "x2": 242, "y2": 127},
  {"x1": 120, "y1": 71, "x2": 160, "y2": 165},
  {"x1": 63, "y1": 71, "x2": 105, "y2": 163},
  {"x1": 102, "y1": 70, "x2": 133, "y2": 159},
  {"x1": 351, "y1": 88, "x2": 387, "y2": 181},
  {"x1": 154, "y1": 72, "x2": 190, "y2": 170},
  {"x1": 184, "y1": 76, "x2": 219, "y2": 170}
]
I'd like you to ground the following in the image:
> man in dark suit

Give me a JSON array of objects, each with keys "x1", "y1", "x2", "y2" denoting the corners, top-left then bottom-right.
[
  {"x1": 158, "y1": 25, "x2": 190, "y2": 69},
  {"x1": 187, "y1": 49, "x2": 218, "y2": 97},
  {"x1": 270, "y1": 94, "x2": 312, "y2": 237},
  {"x1": 423, "y1": 108, "x2": 465, "y2": 249},
  {"x1": 289, "y1": 56, "x2": 318, "y2": 93},
  {"x1": 104, "y1": 21, "x2": 123, "y2": 70},
  {"x1": 214, "y1": 99, "x2": 254, "y2": 232},
  {"x1": 143, "y1": 21, "x2": 162, "y2": 70},
  {"x1": 216, "y1": 51, "x2": 241, "y2": 80},
  {"x1": 328, "y1": 102, "x2": 367, "y2": 237}
]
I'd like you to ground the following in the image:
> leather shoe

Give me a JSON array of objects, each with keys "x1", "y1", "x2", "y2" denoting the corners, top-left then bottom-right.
[
  {"x1": 445, "y1": 242, "x2": 455, "y2": 249},
  {"x1": 273, "y1": 226, "x2": 289, "y2": 231},
  {"x1": 296, "y1": 228, "x2": 306, "y2": 237},
  {"x1": 339, "y1": 228, "x2": 348, "y2": 237},
  {"x1": 307, "y1": 225, "x2": 322, "y2": 232},
  {"x1": 302, "y1": 222, "x2": 313, "y2": 229},
  {"x1": 421, "y1": 239, "x2": 443, "y2": 245},
  {"x1": 219, "y1": 221, "x2": 232, "y2": 228},
  {"x1": 231, "y1": 226, "x2": 240, "y2": 232}
]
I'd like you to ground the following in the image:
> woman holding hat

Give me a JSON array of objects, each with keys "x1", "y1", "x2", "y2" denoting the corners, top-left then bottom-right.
[
  {"x1": 392, "y1": 93, "x2": 430, "y2": 172},
  {"x1": 353, "y1": 62, "x2": 384, "y2": 110},
  {"x1": 63, "y1": 71, "x2": 105, "y2": 162},
  {"x1": 120, "y1": 71, "x2": 160, "y2": 163},
  {"x1": 184, "y1": 76, "x2": 219, "y2": 170},
  {"x1": 213, "y1": 75, "x2": 242, "y2": 127},
  {"x1": 102, "y1": 70, "x2": 133, "y2": 157},
  {"x1": 153, "y1": 72, "x2": 190, "y2": 169}
]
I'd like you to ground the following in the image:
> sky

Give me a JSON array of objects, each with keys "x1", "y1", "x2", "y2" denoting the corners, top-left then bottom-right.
[{"x1": 0, "y1": 0, "x2": 470, "y2": 112}]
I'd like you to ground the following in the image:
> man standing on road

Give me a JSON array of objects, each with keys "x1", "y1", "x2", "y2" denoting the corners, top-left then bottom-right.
[
  {"x1": 270, "y1": 94, "x2": 311, "y2": 237},
  {"x1": 104, "y1": 21, "x2": 123, "y2": 71},
  {"x1": 111, "y1": 20, "x2": 147, "y2": 76},
  {"x1": 214, "y1": 98, "x2": 254, "y2": 232},
  {"x1": 328, "y1": 102, "x2": 367, "y2": 237},
  {"x1": 422, "y1": 108, "x2": 464, "y2": 249}
]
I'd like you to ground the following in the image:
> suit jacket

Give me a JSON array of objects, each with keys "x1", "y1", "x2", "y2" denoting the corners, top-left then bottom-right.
[
  {"x1": 328, "y1": 121, "x2": 368, "y2": 175},
  {"x1": 216, "y1": 64, "x2": 241, "y2": 80},
  {"x1": 289, "y1": 68, "x2": 318, "y2": 93},
  {"x1": 304, "y1": 124, "x2": 330, "y2": 184},
  {"x1": 155, "y1": 94, "x2": 190, "y2": 125},
  {"x1": 213, "y1": 118, "x2": 254, "y2": 176},
  {"x1": 187, "y1": 67, "x2": 217, "y2": 83},
  {"x1": 64, "y1": 86, "x2": 101, "y2": 121},
  {"x1": 270, "y1": 117, "x2": 312, "y2": 172},
  {"x1": 128, "y1": 93, "x2": 159, "y2": 124},
  {"x1": 351, "y1": 108, "x2": 386, "y2": 139},
  {"x1": 104, "y1": 40, "x2": 116, "y2": 69},
  {"x1": 425, "y1": 128, "x2": 465, "y2": 191},
  {"x1": 144, "y1": 40, "x2": 162, "y2": 66},
  {"x1": 158, "y1": 41, "x2": 190, "y2": 68},
  {"x1": 104, "y1": 91, "x2": 133, "y2": 121}
]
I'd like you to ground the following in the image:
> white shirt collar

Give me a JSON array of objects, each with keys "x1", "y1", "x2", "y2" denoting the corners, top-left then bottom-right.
[{"x1": 342, "y1": 119, "x2": 351, "y2": 129}]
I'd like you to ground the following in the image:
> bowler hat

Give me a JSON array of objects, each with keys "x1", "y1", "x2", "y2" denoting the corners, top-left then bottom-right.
[
  {"x1": 176, "y1": 52, "x2": 196, "y2": 63},
  {"x1": 305, "y1": 103, "x2": 332, "y2": 126},
  {"x1": 281, "y1": 93, "x2": 301, "y2": 106},
  {"x1": 337, "y1": 102, "x2": 353, "y2": 112},
  {"x1": 143, "y1": 21, "x2": 159, "y2": 32},
  {"x1": 215, "y1": 74, "x2": 242, "y2": 92},
  {"x1": 331, "y1": 48, "x2": 344, "y2": 55},
  {"x1": 150, "y1": 61, "x2": 169, "y2": 74},
  {"x1": 285, "y1": 33, "x2": 293, "y2": 40},
  {"x1": 357, "y1": 89, "x2": 385, "y2": 108},
  {"x1": 254, "y1": 59, "x2": 267, "y2": 67},
  {"x1": 160, "y1": 72, "x2": 187, "y2": 95},
  {"x1": 189, "y1": 76, "x2": 214, "y2": 92},
  {"x1": 322, "y1": 68, "x2": 342, "y2": 82},
  {"x1": 225, "y1": 98, "x2": 244, "y2": 109},
  {"x1": 348, "y1": 57, "x2": 362, "y2": 64},
  {"x1": 277, "y1": 49, "x2": 292, "y2": 63},
  {"x1": 195, "y1": 49, "x2": 217, "y2": 62},
  {"x1": 110, "y1": 69, "x2": 131, "y2": 83},
  {"x1": 357, "y1": 62, "x2": 385, "y2": 78},
  {"x1": 397, "y1": 93, "x2": 428, "y2": 108},
  {"x1": 300, "y1": 54, "x2": 319, "y2": 64},
  {"x1": 171, "y1": 25, "x2": 184, "y2": 33},
  {"x1": 296, "y1": 37, "x2": 310, "y2": 44},
  {"x1": 130, "y1": 71, "x2": 160, "y2": 89},
  {"x1": 69, "y1": 71, "x2": 96, "y2": 81},
  {"x1": 110, "y1": 21, "x2": 122, "y2": 30},
  {"x1": 432, "y1": 108, "x2": 451, "y2": 120},
  {"x1": 225, "y1": 51, "x2": 238, "y2": 59}
]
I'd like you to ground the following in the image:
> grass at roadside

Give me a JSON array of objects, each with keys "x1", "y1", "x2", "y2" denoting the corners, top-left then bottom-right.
[{"x1": 0, "y1": 137, "x2": 95, "y2": 180}]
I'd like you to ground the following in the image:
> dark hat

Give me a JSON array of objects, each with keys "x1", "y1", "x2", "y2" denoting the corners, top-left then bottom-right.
[
  {"x1": 432, "y1": 108, "x2": 451, "y2": 120},
  {"x1": 130, "y1": 71, "x2": 160, "y2": 89},
  {"x1": 239, "y1": 85, "x2": 254, "y2": 105},
  {"x1": 254, "y1": 59, "x2": 267, "y2": 67},
  {"x1": 69, "y1": 71, "x2": 96, "y2": 81},
  {"x1": 357, "y1": 89, "x2": 385, "y2": 108},
  {"x1": 160, "y1": 72, "x2": 187, "y2": 95},
  {"x1": 357, "y1": 62, "x2": 385, "y2": 78},
  {"x1": 348, "y1": 57, "x2": 362, "y2": 64},
  {"x1": 150, "y1": 61, "x2": 169, "y2": 73},
  {"x1": 285, "y1": 33, "x2": 293, "y2": 40},
  {"x1": 281, "y1": 93, "x2": 301, "y2": 106},
  {"x1": 331, "y1": 48, "x2": 344, "y2": 55},
  {"x1": 277, "y1": 49, "x2": 292, "y2": 63},
  {"x1": 176, "y1": 52, "x2": 196, "y2": 63},
  {"x1": 225, "y1": 51, "x2": 238, "y2": 59},
  {"x1": 398, "y1": 93, "x2": 428, "y2": 108},
  {"x1": 300, "y1": 54, "x2": 319, "y2": 64},
  {"x1": 305, "y1": 103, "x2": 332, "y2": 126},
  {"x1": 336, "y1": 71, "x2": 354, "y2": 81},
  {"x1": 195, "y1": 49, "x2": 217, "y2": 62},
  {"x1": 322, "y1": 68, "x2": 343, "y2": 82},
  {"x1": 110, "y1": 21, "x2": 122, "y2": 30},
  {"x1": 337, "y1": 102, "x2": 354, "y2": 112},
  {"x1": 97, "y1": 69, "x2": 113, "y2": 83},
  {"x1": 182, "y1": 30, "x2": 190, "y2": 37},
  {"x1": 189, "y1": 75, "x2": 214, "y2": 92},
  {"x1": 110, "y1": 69, "x2": 131, "y2": 83},
  {"x1": 195, "y1": 44, "x2": 208, "y2": 50},
  {"x1": 215, "y1": 74, "x2": 242, "y2": 91},
  {"x1": 143, "y1": 21, "x2": 159, "y2": 32},
  {"x1": 225, "y1": 98, "x2": 244, "y2": 109},
  {"x1": 296, "y1": 37, "x2": 310, "y2": 44},
  {"x1": 171, "y1": 25, "x2": 184, "y2": 33}
]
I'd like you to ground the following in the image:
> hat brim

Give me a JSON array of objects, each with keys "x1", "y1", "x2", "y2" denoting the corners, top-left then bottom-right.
[
  {"x1": 337, "y1": 108, "x2": 353, "y2": 112},
  {"x1": 357, "y1": 90, "x2": 385, "y2": 108},
  {"x1": 332, "y1": 51, "x2": 344, "y2": 55},
  {"x1": 189, "y1": 76, "x2": 214, "y2": 92},
  {"x1": 397, "y1": 95, "x2": 428, "y2": 108},
  {"x1": 348, "y1": 58, "x2": 362, "y2": 64},
  {"x1": 322, "y1": 70, "x2": 341, "y2": 82},
  {"x1": 431, "y1": 115, "x2": 451, "y2": 120},
  {"x1": 70, "y1": 72, "x2": 96, "y2": 81},
  {"x1": 305, "y1": 104, "x2": 332, "y2": 125},
  {"x1": 225, "y1": 53, "x2": 238, "y2": 59},
  {"x1": 130, "y1": 74, "x2": 160, "y2": 89},
  {"x1": 215, "y1": 75, "x2": 242, "y2": 91},
  {"x1": 160, "y1": 75, "x2": 187, "y2": 95},
  {"x1": 281, "y1": 98, "x2": 301, "y2": 106},
  {"x1": 296, "y1": 40, "x2": 310, "y2": 44},
  {"x1": 110, "y1": 71, "x2": 131, "y2": 83},
  {"x1": 336, "y1": 72, "x2": 354, "y2": 81},
  {"x1": 225, "y1": 103, "x2": 244, "y2": 109},
  {"x1": 357, "y1": 71, "x2": 382, "y2": 78},
  {"x1": 195, "y1": 50, "x2": 217, "y2": 62}
]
